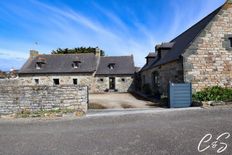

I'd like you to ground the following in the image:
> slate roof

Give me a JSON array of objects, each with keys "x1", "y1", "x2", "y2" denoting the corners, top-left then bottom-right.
[
  {"x1": 140, "y1": 52, "x2": 158, "y2": 72},
  {"x1": 147, "y1": 5, "x2": 223, "y2": 69},
  {"x1": 19, "y1": 53, "x2": 97, "y2": 74},
  {"x1": 146, "y1": 52, "x2": 156, "y2": 58},
  {"x1": 95, "y1": 56, "x2": 135, "y2": 75}
]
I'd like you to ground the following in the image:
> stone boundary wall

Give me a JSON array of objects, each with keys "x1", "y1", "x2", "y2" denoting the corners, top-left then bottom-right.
[
  {"x1": 0, "y1": 80, "x2": 88, "y2": 115},
  {"x1": 0, "y1": 79, "x2": 19, "y2": 85}
]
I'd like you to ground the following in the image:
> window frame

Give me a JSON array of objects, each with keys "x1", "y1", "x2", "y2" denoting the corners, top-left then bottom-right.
[
  {"x1": 73, "y1": 78, "x2": 78, "y2": 85},
  {"x1": 34, "y1": 79, "x2": 39, "y2": 85},
  {"x1": 53, "y1": 79, "x2": 60, "y2": 85},
  {"x1": 72, "y1": 61, "x2": 81, "y2": 69},
  {"x1": 35, "y1": 62, "x2": 42, "y2": 69},
  {"x1": 229, "y1": 37, "x2": 232, "y2": 48},
  {"x1": 108, "y1": 63, "x2": 115, "y2": 70}
]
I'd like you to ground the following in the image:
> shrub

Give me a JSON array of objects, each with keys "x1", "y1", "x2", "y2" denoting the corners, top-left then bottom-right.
[
  {"x1": 142, "y1": 84, "x2": 152, "y2": 95},
  {"x1": 192, "y1": 86, "x2": 232, "y2": 102}
]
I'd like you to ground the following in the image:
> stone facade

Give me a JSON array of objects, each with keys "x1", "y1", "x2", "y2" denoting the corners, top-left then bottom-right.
[
  {"x1": 141, "y1": 2, "x2": 232, "y2": 95},
  {"x1": 0, "y1": 79, "x2": 88, "y2": 115},
  {"x1": 94, "y1": 76, "x2": 134, "y2": 93},
  {"x1": 19, "y1": 73, "x2": 95, "y2": 92},
  {"x1": 19, "y1": 74, "x2": 134, "y2": 93},
  {"x1": 141, "y1": 60, "x2": 183, "y2": 95},
  {"x1": 183, "y1": 4, "x2": 232, "y2": 92}
]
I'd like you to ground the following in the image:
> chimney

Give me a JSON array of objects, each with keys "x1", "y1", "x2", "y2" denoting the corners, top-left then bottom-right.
[
  {"x1": 95, "y1": 47, "x2": 101, "y2": 57},
  {"x1": 30, "y1": 50, "x2": 39, "y2": 58}
]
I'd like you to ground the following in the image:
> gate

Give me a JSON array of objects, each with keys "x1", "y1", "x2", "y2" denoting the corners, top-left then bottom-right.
[{"x1": 168, "y1": 82, "x2": 192, "y2": 108}]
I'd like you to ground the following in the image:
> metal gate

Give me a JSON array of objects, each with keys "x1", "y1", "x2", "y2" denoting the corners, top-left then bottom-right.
[{"x1": 168, "y1": 82, "x2": 192, "y2": 108}]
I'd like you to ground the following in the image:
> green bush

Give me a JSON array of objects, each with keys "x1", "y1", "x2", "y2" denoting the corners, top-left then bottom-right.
[
  {"x1": 192, "y1": 86, "x2": 232, "y2": 102},
  {"x1": 142, "y1": 84, "x2": 152, "y2": 95}
]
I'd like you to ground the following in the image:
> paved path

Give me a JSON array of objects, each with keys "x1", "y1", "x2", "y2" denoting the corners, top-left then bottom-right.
[{"x1": 0, "y1": 107, "x2": 232, "y2": 155}]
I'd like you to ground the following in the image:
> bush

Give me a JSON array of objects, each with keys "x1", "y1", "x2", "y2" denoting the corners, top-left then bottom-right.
[
  {"x1": 192, "y1": 86, "x2": 232, "y2": 102},
  {"x1": 142, "y1": 84, "x2": 152, "y2": 95}
]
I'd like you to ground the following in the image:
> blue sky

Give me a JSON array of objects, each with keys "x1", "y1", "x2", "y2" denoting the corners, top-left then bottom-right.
[{"x1": 0, "y1": 0, "x2": 225, "y2": 71}]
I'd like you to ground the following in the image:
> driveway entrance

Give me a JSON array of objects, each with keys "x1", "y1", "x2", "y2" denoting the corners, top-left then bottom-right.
[{"x1": 89, "y1": 93, "x2": 156, "y2": 109}]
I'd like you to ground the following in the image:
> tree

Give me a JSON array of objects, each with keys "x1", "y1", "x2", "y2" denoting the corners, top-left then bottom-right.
[{"x1": 51, "y1": 47, "x2": 105, "y2": 56}]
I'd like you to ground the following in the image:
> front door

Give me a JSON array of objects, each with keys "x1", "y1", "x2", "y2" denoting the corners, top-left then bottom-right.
[{"x1": 109, "y1": 77, "x2": 115, "y2": 90}]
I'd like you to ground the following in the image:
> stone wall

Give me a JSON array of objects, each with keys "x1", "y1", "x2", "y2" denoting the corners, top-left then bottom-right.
[
  {"x1": 19, "y1": 73, "x2": 95, "y2": 92},
  {"x1": 183, "y1": 4, "x2": 232, "y2": 92},
  {"x1": 141, "y1": 60, "x2": 184, "y2": 95},
  {"x1": 94, "y1": 76, "x2": 134, "y2": 93},
  {"x1": 19, "y1": 74, "x2": 134, "y2": 93},
  {"x1": 0, "y1": 80, "x2": 88, "y2": 115}
]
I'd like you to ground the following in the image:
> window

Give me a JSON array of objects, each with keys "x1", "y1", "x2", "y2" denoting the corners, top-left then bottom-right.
[
  {"x1": 108, "y1": 63, "x2": 115, "y2": 70},
  {"x1": 152, "y1": 71, "x2": 160, "y2": 87},
  {"x1": 73, "y1": 79, "x2": 78, "y2": 85},
  {"x1": 53, "y1": 79, "x2": 59, "y2": 85},
  {"x1": 35, "y1": 62, "x2": 42, "y2": 69},
  {"x1": 121, "y1": 78, "x2": 125, "y2": 82},
  {"x1": 34, "y1": 79, "x2": 39, "y2": 84},
  {"x1": 229, "y1": 37, "x2": 232, "y2": 47},
  {"x1": 100, "y1": 78, "x2": 104, "y2": 82},
  {"x1": 72, "y1": 61, "x2": 81, "y2": 68}
]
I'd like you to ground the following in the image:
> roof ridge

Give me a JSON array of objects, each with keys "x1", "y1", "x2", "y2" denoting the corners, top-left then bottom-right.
[{"x1": 37, "y1": 53, "x2": 95, "y2": 56}]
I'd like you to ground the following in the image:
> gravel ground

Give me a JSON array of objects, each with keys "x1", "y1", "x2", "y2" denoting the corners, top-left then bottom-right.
[{"x1": 89, "y1": 93, "x2": 155, "y2": 109}]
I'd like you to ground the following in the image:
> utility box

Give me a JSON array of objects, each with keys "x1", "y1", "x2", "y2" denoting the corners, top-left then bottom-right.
[{"x1": 168, "y1": 82, "x2": 192, "y2": 108}]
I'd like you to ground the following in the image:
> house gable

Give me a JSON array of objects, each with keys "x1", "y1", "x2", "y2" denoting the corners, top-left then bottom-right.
[{"x1": 183, "y1": 1, "x2": 232, "y2": 91}]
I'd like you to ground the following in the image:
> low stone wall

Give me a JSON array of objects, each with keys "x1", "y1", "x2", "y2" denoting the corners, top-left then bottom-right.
[
  {"x1": 0, "y1": 82, "x2": 88, "y2": 115},
  {"x1": 0, "y1": 79, "x2": 19, "y2": 85}
]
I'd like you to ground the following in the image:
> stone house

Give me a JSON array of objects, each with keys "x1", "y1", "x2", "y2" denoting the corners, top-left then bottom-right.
[
  {"x1": 18, "y1": 49, "x2": 135, "y2": 93},
  {"x1": 140, "y1": 0, "x2": 232, "y2": 95}
]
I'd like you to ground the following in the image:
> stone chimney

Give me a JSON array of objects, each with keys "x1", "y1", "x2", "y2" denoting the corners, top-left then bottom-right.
[
  {"x1": 95, "y1": 47, "x2": 101, "y2": 57},
  {"x1": 30, "y1": 50, "x2": 39, "y2": 58}
]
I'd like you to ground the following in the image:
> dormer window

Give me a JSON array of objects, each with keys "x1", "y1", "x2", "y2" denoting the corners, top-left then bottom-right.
[
  {"x1": 108, "y1": 63, "x2": 115, "y2": 70},
  {"x1": 72, "y1": 61, "x2": 81, "y2": 68},
  {"x1": 35, "y1": 57, "x2": 46, "y2": 69},
  {"x1": 35, "y1": 62, "x2": 43, "y2": 69}
]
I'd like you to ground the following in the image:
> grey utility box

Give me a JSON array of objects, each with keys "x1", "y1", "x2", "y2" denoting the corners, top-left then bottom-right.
[{"x1": 168, "y1": 82, "x2": 192, "y2": 108}]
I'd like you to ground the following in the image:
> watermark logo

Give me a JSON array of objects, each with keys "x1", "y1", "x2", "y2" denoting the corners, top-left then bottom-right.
[{"x1": 198, "y1": 132, "x2": 230, "y2": 153}]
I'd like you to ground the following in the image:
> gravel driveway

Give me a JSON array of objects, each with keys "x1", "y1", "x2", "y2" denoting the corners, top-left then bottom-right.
[{"x1": 89, "y1": 93, "x2": 155, "y2": 109}]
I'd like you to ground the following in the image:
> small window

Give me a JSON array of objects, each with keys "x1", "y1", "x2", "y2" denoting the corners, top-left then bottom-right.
[
  {"x1": 35, "y1": 63, "x2": 42, "y2": 69},
  {"x1": 121, "y1": 78, "x2": 125, "y2": 82},
  {"x1": 72, "y1": 61, "x2": 81, "y2": 68},
  {"x1": 100, "y1": 78, "x2": 104, "y2": 82},
  {"x1": 73, "y1": 79, "x2": 78, "y2": 85},
  {"x1": 108, "y1": 63, "x2": 115, "y2": 70},
  {"x1": 229, "y1": 38, "x2": 232, "y2": 47},
  {"x1": 34, "y1": 79, "x2": 39, "y2": 84},
  {"x1": 53, "y1": 79, "x2": 59, "y2": 85}
]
